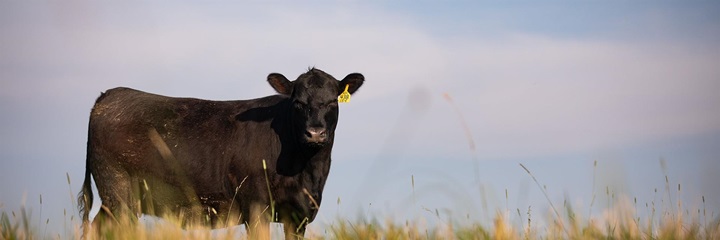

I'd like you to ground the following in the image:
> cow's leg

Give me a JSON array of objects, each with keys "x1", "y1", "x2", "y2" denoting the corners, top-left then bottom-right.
[
  {"x1": 90, "y1": 204, "x2": 117, "y2": 237},
  {"x1": 244, "y1": 204, "x2": 271, "y2": 240},
  {"x1": 245, "y1": 221, "x2": 270, "y2": 239},
  {"x1": 90, "y1": 203, "x2": 139, "y2": 236},
  {"x1": 279, "y1": 210, "x2": 308, "y2": 240},
  {"x1": 282, "y1": 220, "x2": 306, "y2": 240},
  {"x1": 92, "y1": 165, "x2": 139, "y2": 232}
]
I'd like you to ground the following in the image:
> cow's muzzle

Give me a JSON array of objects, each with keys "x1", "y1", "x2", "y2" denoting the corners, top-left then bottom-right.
[{"x1": 304, "y1": 127, "x2": 328, "y2": 145}]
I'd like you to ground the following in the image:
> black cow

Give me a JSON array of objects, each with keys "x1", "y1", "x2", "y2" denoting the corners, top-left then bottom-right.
[{"x1": 77, "y1": 68, "x2": 364, "y2": 239}]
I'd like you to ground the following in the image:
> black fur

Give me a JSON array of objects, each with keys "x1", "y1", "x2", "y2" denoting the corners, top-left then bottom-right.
[{"x1": 77, "y1": 68, "x2": 364, "y2": 239}]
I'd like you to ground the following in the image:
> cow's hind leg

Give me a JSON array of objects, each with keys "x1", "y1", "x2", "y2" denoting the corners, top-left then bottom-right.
[
  {"x1": 244, "y1": 221, "x2": 272, "y2": 240},
  {"x1": 244, "y1": 204, "x2": 272, "y2": 240},
  {"x1": 90, "y1": 205, "x2": 117, "y2": 237},
  {"x1": 92, "y1": 166, "x2": 139, "y2": 234}
]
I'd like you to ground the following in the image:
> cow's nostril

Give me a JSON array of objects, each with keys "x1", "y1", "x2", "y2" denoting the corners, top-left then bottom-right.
[{"x1": 306, "y1": 128, "x2": 327, "y2": 141}]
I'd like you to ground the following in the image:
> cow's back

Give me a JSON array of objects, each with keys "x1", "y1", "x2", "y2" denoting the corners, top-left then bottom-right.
[
  {"x1": 88, "y1": 87, "x2": 189, "y2": 170},
  {"x1": 89, "y1": 88, "x2": 256, "y2": 213}
]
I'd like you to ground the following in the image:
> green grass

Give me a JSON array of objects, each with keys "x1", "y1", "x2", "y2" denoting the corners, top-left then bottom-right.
[{"x1": 2, "y1": 163, "x2": 719, "y2": 240}]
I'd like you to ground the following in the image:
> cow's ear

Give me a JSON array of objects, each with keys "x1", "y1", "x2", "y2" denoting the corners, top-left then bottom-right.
[
  {"x1": 339, "y1": 73, "x2": 364, "y2": 95},
  {"x1": 268, "y1": 73, "x2": 293, "y2": 95}
]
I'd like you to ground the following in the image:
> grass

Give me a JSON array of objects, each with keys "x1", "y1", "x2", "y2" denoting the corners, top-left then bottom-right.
[{"x1": 2, "y1": 162, "x2": 719, "y2": 240}]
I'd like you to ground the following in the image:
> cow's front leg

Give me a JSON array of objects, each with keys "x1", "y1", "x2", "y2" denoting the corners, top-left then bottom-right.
[
  {"x1": 279, "y1": 214, "x2": 308, "y2": 239},
  {"x1": 282, "y1": 219, "x2": 306, "y2": 240}
]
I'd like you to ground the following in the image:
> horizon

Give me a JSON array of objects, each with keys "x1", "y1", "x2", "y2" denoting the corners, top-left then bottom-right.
[{"x1": 1, "y1": 1, "x2": 719, "y2": 237}]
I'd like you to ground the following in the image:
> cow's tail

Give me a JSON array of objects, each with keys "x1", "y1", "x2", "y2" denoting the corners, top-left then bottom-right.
[
  {"x1": 78, "y1": 102, "x2": 99, "y2": 238},
  {"x1": 78, "y1": 147, "x2": 94, "y2": 237}
]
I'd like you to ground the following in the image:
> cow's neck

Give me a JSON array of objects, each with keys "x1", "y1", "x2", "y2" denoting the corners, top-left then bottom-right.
[{"x1": 276, "y1": 137, "x2": 332, "y2": 176}]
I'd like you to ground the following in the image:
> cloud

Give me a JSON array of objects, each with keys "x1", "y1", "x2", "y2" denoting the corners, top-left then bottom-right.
[
  {"x1": 0, "y1": 2, "x2": 447, "y2": 100},
  {"x1": 2, "y1": 1, "x2": 718, "y2": 161},
  {"x1": 407, "y1": 33, "x2": 720, "y2": 159}
]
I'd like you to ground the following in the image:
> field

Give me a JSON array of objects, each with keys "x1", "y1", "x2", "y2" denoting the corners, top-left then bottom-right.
[{"x1": 2, "y1": 163, "x2": 718, "y2": 240}]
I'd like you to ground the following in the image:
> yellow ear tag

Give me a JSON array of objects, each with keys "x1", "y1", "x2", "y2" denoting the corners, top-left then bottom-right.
[{"x1": 338, "y1": 84, "x2": 351, "y2": 103}]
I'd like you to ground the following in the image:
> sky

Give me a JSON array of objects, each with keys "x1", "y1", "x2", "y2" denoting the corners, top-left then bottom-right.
[{"x1": 1, "y1": 1, "x2": 719, "y2": 237}]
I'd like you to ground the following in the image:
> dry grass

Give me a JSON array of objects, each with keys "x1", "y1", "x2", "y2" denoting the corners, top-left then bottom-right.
[
  {"x1": 3, "y1": 164, "x2": 718, "y2": 240},
  {"x1": 1, "y1": 201, "x2": 718, "y2": 239},
  {"x1": 315, "y1": 205, "x2": 720, "y2": 240},
  {"x1": 2, "y1": 155, "x2": 719, "y2": 240}
]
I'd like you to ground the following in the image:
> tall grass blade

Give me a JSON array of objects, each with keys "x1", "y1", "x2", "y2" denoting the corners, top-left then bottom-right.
[{"x1": 519, "y1": 163, "x2": 567, "y2": 236}]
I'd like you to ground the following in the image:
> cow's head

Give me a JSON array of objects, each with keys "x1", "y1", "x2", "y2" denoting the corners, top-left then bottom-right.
[{"x1": 268, "y1": 68, "x2": 364, "y2": 147}]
